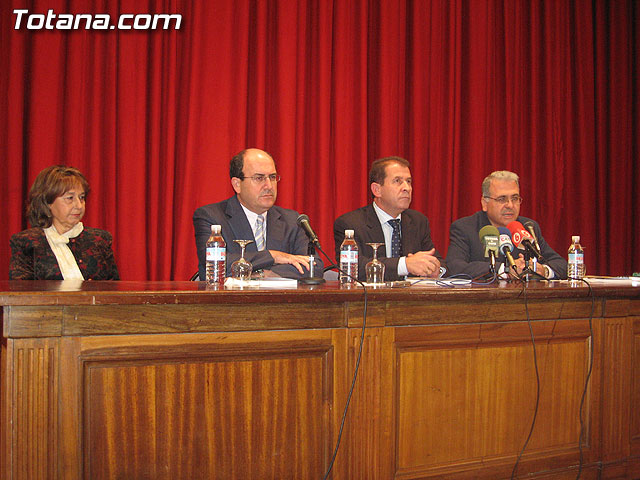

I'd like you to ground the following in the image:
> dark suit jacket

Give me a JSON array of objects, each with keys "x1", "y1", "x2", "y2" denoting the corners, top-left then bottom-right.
[
  {"x1": 193, "y1": 195, "x2": 319, "y2": 279},
  {"x1": 9, "y1": 227, "x2": 120, "y2": 280},
  {"x1": 446, "y1": 211, "x2": 568, "y2": 279},
  {"x1": 333, "y1": 204, "x2": 444, "y2": 281}
]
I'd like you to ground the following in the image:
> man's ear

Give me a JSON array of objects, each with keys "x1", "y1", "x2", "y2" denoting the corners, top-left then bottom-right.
[
  {"x1": 231, "y1": 177, "x2": 241, "y2": 194},
  {"x1": 370, "y1": 182, "x2": 381, "y2": 199}
]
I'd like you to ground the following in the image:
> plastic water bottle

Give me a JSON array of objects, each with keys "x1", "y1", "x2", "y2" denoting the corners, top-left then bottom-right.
[
  {"x1": 567, "y1": 235, "x2": 585, "y2": 280},
  {"x1": 339, "y1": 229, "x2": 358, "y2": 285},
  {"x1": 206, "y1": 225, "x2": 226, "y2": 285}
]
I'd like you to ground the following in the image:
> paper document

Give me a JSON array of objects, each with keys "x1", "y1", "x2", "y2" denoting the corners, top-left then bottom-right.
[{"x1": 224, "y1": 277, "x2": 298, "y2": 288}]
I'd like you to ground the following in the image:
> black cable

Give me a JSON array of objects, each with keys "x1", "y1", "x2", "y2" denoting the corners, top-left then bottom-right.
[
  {"x1": 511, "y1": 278, "x2": 541, "y2": 480},
  {"x1": 409, "y1": 271, "x2": 498, "y2": 288},
  {"x1": 316, "y1": 245, "x2": 368, "y2": 480},
  {"x1": 575, "y1": 278, "x2": 595, "y2": 479}
]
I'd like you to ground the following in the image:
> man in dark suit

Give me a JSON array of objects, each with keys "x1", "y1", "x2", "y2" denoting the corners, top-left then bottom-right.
[
  {"x1": 446, "y1": 170, "x2": 567, "y2": 279},
  {"x1": 334, "y1": 156, "x2": 444, "y2": 281},
  {"x1": 193, "y1": 148, "x2": 317, "y2": 279}
]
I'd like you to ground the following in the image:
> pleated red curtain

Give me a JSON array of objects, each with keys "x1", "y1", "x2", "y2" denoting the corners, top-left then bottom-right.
[{"x1": 1, "y1": 0, "x2": 638, "y2": 280}]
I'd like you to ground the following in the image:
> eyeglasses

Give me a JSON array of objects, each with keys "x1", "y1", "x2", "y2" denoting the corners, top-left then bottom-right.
[
  {"x1": 240, "y1": 173, "x2": 281, "y2": 184},
  {"x1": 483, "y1": 194, "x2": 523, "y2": 205}
]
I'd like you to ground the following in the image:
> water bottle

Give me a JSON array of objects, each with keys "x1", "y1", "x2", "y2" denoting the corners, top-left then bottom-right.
[
  {"x1": 206, "y1": 225, "x2": 226, "y2": 285},
  {"x1": 567, "y1": 235, "x2": 585, "y2": 280},
  {"x1": 339, "y1": 229, "x2": 358, "y2": 285}
]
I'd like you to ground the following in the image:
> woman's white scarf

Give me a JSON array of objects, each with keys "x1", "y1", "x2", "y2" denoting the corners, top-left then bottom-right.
[{"x1": 44, "y1": 222, "x2": 85, "y2": 280}]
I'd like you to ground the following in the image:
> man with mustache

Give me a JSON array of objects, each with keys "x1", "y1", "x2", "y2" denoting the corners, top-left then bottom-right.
[
  {"x1": 446, "y1": 170, "x2": 567, "y2": 279},
  {"x1": 193, "y1": 148, "x2": 317, "y2": 279},
  {"x1": 334, "y1": 156, "x2": 445, "y2": 281}
]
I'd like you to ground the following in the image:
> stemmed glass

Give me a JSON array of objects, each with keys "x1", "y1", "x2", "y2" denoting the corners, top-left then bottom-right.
[
  {"x1": 231, "y1": 240, "x2": 254, "y2": 281},
  {"x1": 365, "y1": 242, "x2": 385, "y2": 285}
]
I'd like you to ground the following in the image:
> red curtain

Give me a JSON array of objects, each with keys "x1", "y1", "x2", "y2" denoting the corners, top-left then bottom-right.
[{"x1": 1, "y1": 0, "x2": 638, "y2": 280}]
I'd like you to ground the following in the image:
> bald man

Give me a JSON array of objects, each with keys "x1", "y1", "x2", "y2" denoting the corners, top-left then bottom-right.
[{"x1": 193, "y1": 148, "x2": 320, "y2": 279}]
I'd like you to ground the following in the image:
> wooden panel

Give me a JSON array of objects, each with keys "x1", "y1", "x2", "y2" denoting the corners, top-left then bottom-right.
[
  {"x1": 1, "y1": 324, "x2": 6, "y2": 478},
  {"x1": 63, "y1": 303, "x2": 344, "y2": 336},
  {"x1": 58, "y1": 330, "x2": 337, "y2": 480},
  {"x1": 345, "y1": 327, "x2": 384, "y2": 479},
  {"x1": 632, "y1": 317, "x2": 640, "y2": 452},
  {"x1": 4, "y1": 306, "x2": 63, "y2": 338},
  {"x1": 387, "y1": 321, "x2": 598, "y2": 479},
  {"x1": 9, "y1": 338, "x2": 59, "y2": 480},
  {"x1": 606, "y1": 299, "x2": 632, "y2": 318},
  {"x1": 347, "y1": 298, "x2": 603, "y2": 328},
  {"x1": 3, "y1": 283, "x2": 639, "y2": 480},
  {"x1": 602, "y1": 318, "x2": 633, "y2": 462}
]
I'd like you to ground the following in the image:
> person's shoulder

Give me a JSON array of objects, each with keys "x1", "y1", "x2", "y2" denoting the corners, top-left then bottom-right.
[
  {"x1": 335, "y1": 204, "x2": 371, "y2": 223},
  {"x1": 193, "y1": 196, "x2": 233, "y2": 217},
  {"x1": 10, "y1": 227, "x2": 44, "y2": 245},
  {"x1": 270, "y1": 204, "x2": 300, "y2": 223},
  {"x1": 82, "y1": 227, "x2": 113, "y2": 242},
  {"x1": 451, "y1": 211, "x2": 483, "y2": 228},
  {"x1": 402, "y1": 208, "x2": 429, "y2": 221}
]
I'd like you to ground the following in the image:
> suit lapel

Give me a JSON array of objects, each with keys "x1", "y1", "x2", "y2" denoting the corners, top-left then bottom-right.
[
  {"x1": 400, "y1": 211, "x2": 414, "y2": 256},
  {"x1": 365, "y1": 205, "x2": 387, "y2": 257},
  {"x1": 265, "y1": 208, "x2": 285, "y2": 250}
]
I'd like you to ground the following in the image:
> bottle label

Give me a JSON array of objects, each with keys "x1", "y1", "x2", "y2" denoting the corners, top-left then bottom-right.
[
  {"x1": 206, "y1": 246, "x2": 226, "y2": 261},
  {"x1": 568, "y1": 253, "x2": 583, "y2": 264},
  {"x1": 340, "y1": 250, "x2": 358, "y2": 263}
]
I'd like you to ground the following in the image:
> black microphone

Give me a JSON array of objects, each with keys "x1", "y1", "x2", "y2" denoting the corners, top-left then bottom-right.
[
  {"x1": 523, "y1": 221, "x2": 542, "y2": 256},
  {"x1": 507, "y1": 220, "x2": 543, "y2": 261},
  {"x1": 498, "y1": 227, "x2": 518, "y2": 275},
  {"x1": 296, "y1": 214, "x2": 321, "y2": 248}
]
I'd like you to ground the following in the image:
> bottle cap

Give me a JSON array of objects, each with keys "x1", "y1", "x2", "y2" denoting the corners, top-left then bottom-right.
[
  {"x1": 345, "y1": 229, "x2": 354, "y2": 237},
  {"x1": 572, "y1": 235, "x2": 580, "y2": 243},
  {"x1": 212, "y1": 224, "x2": 221, "y2": 234}
]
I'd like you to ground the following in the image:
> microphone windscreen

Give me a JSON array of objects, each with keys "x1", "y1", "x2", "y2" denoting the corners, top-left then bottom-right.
[
  {"x1": 478, "y1": 225, "x2": 500, "y2": 241},
  {"x1": 498, "y1": 227, "x2": 514, "y2": 254},
  {"x1": 296, "y1": 214, "x2": 309, "y2": 226},
  {"x1": 523, "y1": 221, "x2": 538, "y2": 241},
  {"x1": 506, "y1": 221, "x2": 528, "y2": 248}
]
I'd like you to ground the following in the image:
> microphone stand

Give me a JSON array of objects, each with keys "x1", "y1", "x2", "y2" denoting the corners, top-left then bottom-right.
[
  {"x1": 298, "y1": 244, "x2": 325, "y2": 285},
  {"x1": 518, "y1": 246, "x2": 546, "y2": 282}
]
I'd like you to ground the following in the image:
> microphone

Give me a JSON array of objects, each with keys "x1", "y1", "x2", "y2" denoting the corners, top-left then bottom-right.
[
  {"x1": 506, "y1": 220, "x2": 543, "y2": 261},
  {"x1": 296, "y1": 214, "x2": 321, "y2": 248},
  {"x1": 479, "y1": 225, "x2": 499, "y2": 273},
  {"x1": 523, "y1": 221, "x2": 542, "y2": 254},
  {"x1": 498, "y1": 227, "x2": 518, "y2": 274}
]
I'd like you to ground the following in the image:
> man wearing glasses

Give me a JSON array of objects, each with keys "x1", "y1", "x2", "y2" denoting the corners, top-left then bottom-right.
[
  {"x1": 193, "y1": 148, "x2": 317, "y2": 279},
  {"x1": 446, "y1": 170, "x2": 567, "y2": 279}
]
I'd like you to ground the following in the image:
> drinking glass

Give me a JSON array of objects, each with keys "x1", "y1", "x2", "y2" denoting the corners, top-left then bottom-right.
[
  {"x1": 231, "y1": 240, "x2": 254, "y2": 281},
  {"x1": 365, "y1": 242, "x2": 385, "y2": 284}
]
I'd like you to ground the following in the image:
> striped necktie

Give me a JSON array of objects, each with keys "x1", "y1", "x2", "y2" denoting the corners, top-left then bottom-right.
[
  {"x1": 255, "y1": 214, "x2": 266, "y2": 251},
  {"x1": 388, "y1": 219, "x2": 402, "y2": 257}
]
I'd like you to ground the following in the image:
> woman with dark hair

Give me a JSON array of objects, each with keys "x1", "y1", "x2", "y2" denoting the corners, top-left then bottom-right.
[{"x1": 9, "y1": 165, "x2": 120, "y2": 280}]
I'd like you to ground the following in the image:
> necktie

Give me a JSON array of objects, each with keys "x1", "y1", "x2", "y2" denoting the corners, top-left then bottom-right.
[
  {"x1": 388, "y1": 219, "x2": 402, "y2": 257},
  {"x1": 255, "y1": 215, "x2": 266, "y2": 251}
]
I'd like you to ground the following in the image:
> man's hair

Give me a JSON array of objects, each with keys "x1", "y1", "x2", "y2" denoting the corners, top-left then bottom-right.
[
  {"x1": 229, "y1": 150, "x2": 246, "y2": 179},
  {"x1": 481, "y1": 170, "x2": 520, "y2": 196},
  {"x1": 27, "y1": 165, "x2": 90, "y2": 228},
  {"x1": 229, "y1": 149, "x2": 275, "y2": 179},
  {"x1": 369, "y1": 156, "x2": 411, "y2": 186}
]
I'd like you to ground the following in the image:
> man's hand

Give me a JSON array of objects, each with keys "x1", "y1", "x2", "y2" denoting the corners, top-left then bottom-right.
[
  {"x1": 406, "y1": 248, "x2": 441, "y2": 278},
  {"x1": 269, "y1": 250, "x2": 310, "y2": 274}
]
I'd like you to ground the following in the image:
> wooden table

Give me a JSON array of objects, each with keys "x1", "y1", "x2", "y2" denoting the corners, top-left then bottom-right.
[{"x1": 2, "y1": 279, "x2": 639, "y2": 479}]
